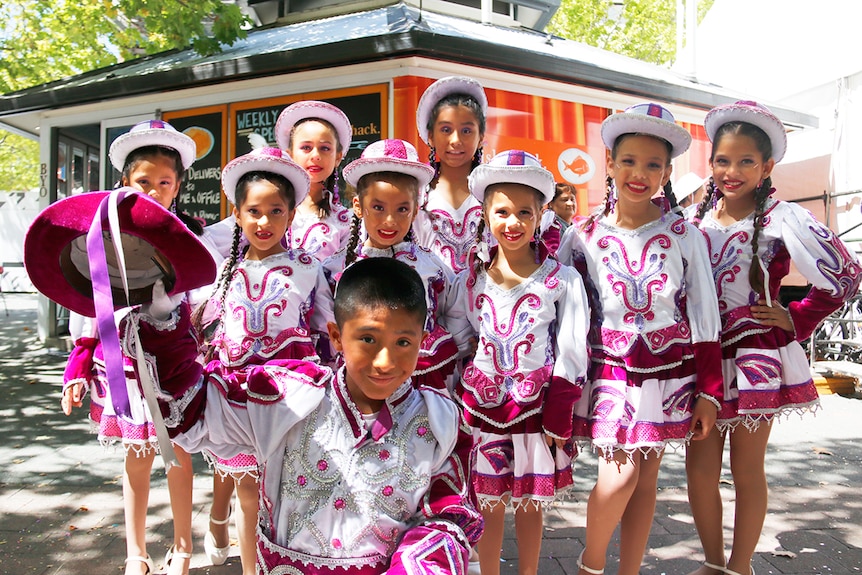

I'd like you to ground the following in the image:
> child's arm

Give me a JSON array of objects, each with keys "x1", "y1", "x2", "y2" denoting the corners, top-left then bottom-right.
[
  {"x1": 776, "y1": 203, "x2": 862, "y2": 340},
  {"x1": 386, "y1": 391, "x2": 482, "y2": 574},
  {"x1": 680, "y1": 222, "x2": 723, "y2": 436},
  {"x1": 543, "y1": 264, "x2": 590, "y2": 440},
  {"x1": 437, "y1": 261, "x2": 476, "y2": 358},
  {"x1": 308, "y1": 264, "x2": 337, "y2": 362}
]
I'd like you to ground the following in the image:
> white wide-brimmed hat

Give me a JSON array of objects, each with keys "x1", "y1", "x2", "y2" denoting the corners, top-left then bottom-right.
[
  {"x1": 469, "y1": 150, "x2": 555, "y2": 205},
  {"x1": 673, "y1": 172, "x2": 707, "y2": 202},
  {"x1": 109, "y1": 119, "x2": 197, "y2": 172},
  {"x1": 342, "y1": 139, "x2": 435, "y2": 190},
  {"x1": 601, "y1": 103, "x2": 692, "y2": 158},
  {"x1": 704, "y1": 100, "x2": 787, "y2": 163},
  {"x1": 274, "y1": 100, "x2": 352, "y2": 154},
  {"x1": 221, "y1": 147, "x2": 311, "y2": 207},
  {"x1": 416, "y1": 76, "x2": 488, "y2": 145}
]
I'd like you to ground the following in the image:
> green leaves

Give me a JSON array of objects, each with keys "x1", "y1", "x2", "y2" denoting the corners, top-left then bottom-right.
[{"x1": 547, "y1": 0, "x2": 715, "y2": 66}]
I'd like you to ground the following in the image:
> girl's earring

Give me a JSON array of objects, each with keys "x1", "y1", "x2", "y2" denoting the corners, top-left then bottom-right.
[
  {"x1": 170, "y1": 198, "x2": 177, "y2": 214},
  {"x1": 533, "y1": 228, "x2": 541, "y2": 264},
  {"x1": 477, "y1": 228, "x2": 491, "y2": 263}
]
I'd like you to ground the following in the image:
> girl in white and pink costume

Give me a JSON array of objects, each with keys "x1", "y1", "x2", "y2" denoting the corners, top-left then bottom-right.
[
  {"x1": 193, "y1": 147, "x2": 334, "y2": 574},
  {"x1": 413, "y1": 76, "x2": 488, "y2": 273},
  {"x1": 558, "y1": 103, "x2": 723, "y2": 575},
  {"x1": 685, "y1": 101, "x2": 862, "y2": 575},
  {"x1": 454, "y1": 150, "x2": 590, "y2": 575}
]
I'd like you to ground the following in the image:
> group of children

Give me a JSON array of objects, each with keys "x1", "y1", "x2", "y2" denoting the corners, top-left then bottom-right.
[{"x1": 52, "y1": 76, "x2": 861, "y2": 575}]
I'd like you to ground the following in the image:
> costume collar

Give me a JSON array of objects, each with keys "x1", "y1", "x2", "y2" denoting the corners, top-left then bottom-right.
[{"x1": 332, "y1": 367, "x2": 414, "y2": 446}]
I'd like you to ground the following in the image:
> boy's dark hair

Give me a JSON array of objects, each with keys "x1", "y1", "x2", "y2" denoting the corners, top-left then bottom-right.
[{"x1": 334, "y1": 258, "x2": 427, "y2": 328}]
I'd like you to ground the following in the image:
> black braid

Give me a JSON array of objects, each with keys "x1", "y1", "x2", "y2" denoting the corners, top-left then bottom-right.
[
  {"x1": 427, "y1": 147, "x2": 441, "y2": 199},
  {"x1": 404, "y1": 227, "x2": 416, "y2": 245},
  {"x1": 663, "y1": 180, "x2": 680, "y2": 213},
  {"x1": 344, "y1": 213, "x2": 362, "y2": 267},
  {"x1": 748, "y1": 176, "x2": 773, "y2": 296},
  {"x1": 692, "y1": 176, "x2": 718, "y2": 227}
]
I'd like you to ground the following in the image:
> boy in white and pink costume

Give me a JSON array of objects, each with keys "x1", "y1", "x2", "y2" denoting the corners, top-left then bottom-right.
[{"x1": 128, "y1": 257, "x2": 482, "y2": 575}]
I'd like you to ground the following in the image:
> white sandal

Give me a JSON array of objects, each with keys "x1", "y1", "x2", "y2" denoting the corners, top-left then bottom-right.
[
  {"x1": 124, "y1": 555, "x2": 155, "y2": 574},
  {"x1": 577, "y1": 550, "x2": 604, "y2": 575},
  {"x1": 164, "y1": 545, "x2": 193, "y2": 572},
  {"x1": 204, "y1": 512, "x2": 232, "y2": 565},
  {"x1": 703, "y1": 560, "x2": 726, "y2": 572},
  {"x1": 724, "y1": 567, "x2": 755, "y2": 575}
]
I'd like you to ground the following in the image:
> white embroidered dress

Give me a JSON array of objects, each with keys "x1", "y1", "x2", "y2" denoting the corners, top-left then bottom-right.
[{"x1": 413, "y1": 191, "x2": 483, "y2": 273}]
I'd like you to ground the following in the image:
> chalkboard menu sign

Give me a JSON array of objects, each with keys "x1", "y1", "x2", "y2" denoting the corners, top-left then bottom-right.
[
  {"x1": 163, "y1": 110, "x2": 226, "y2": 225},
  {"x1": 231, "y1": 86, "x2": 387, "y2": 203}
]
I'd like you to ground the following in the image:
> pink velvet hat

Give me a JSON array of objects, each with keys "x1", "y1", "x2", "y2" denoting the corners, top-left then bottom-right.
[
  {"x1": 24, "y1": 188, "x2": 216, "y2": 317},
  {"x1": 109, "y1": 119, "x2": 197, "y2": 171}
]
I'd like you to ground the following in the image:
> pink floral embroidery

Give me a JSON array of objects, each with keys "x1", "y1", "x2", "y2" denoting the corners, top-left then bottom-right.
[
  {"x1": 317, "y1": 459, "x2": 328, "y2": 471},
  {"x1": 379, "y1": 449, "x2": 390, "y2": 460},
  {"x1": 297, "y1": 475, "x2": 306, "y2": 486},
  {"x1": 334, "y1": 498, "x2": 345, "y2": 510},
  {"x1": 417, "y1": 426, "x2": 427, "y2": 437},
  {"x1": 382, "y1": 485, "x2": 394, "y2": 496}
]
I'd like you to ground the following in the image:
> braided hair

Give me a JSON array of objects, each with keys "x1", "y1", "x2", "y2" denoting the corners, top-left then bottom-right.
[
  {"x1": 287, "y1": 117, "x2": 344, "y2": 217},
  {"x1": 693, "y1": 121, "x2": 775, "y2": 294},
  {"x1": 344, "y1": 171, "x2": 421, "y2": 267},
  {"x1": 121, "y1": 145, "x2": 203, "y2": 236}
]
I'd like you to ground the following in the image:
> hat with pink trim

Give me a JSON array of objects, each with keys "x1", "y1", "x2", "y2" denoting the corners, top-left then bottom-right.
[
  {"x1": 109, "y1": 120, "x2": 197, "y2": 172},
  {"x1": 601, "y1": 103, "x2": 692, "y2": 158},
  {"x1": 469, "y1": 150, "x2": 555, "y2": 205},
  {"x1": 704, "y1": 100, "x2": 787, "y2": 162},
  {"x1": 24, "y1": 188, "x2": 216, "y2": 317},
  {"x1": 274, "y1": 100, "x2": 352, "y2": 154},
  {"x1": 221, "y1": 147, "x2": 311, "y2": 207},
  {"x1": 416, "y1": 76, "x2": 488, "y2": 145},
  {"x1": 343, "y1": 139, "x2": 435, "y2": 189}
]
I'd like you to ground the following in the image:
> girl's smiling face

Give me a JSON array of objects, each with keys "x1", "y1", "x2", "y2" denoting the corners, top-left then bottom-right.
[
  {"x1": 607, "y1": 134, "x2": 673, "y2": 207},
  {"x1": 710, "y1": 132, "x2": 774, "y2": 205},
  {"x1": 485, "y1": 184, "x2": 541, "y2": 255},
  {"x1": 234, "y1": 179, "x2": 295, "y2": 260},
  {"x1": 353, "y1": 176, "x2": 418, "y2": 250}
]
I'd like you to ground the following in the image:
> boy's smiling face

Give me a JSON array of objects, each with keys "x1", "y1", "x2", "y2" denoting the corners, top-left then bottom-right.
[{"x1": 328, "y1": 305, "x2": 427, "y2": 414}]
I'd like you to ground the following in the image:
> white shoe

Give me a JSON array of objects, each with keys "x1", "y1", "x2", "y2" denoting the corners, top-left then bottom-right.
[
  {"x1": 124, "y1": 555, "x2": 154, "y2": 574},
  {"x1": 204, "y1": 511, "x2": 232, "y2": 565}
]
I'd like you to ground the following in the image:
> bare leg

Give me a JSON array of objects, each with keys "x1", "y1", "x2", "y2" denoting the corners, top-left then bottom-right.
[
  {"x1": 579, "y1": 450, "x2": 640, "y2": 575},
  {"x1": 617, "y1": 452, "x2": 663, "y2": 575},
  {"x1": 124, "y1": 448, "x2": 156, "y2": 575},
  {"x1": 234, "y1": 474, "x2": 260, "y2": 575},
  {"x1": 210, "y1": 472, "x2": 235, "y2": 549},
  {"x1": 725, "y1": 422, "x2": 772, "y2": 575},
  {"x1": 686, "y1": 427, "x2": 727, "y2": 575},
  {"x1": 514, "y1": 502, "x2": 543, "y2": 575},
  {"x1": 477, "y1": 501, "x2": 507, "y2": 575},
  {"x1": 165, "y1": 445, "x2": 194, "y2": 575}
]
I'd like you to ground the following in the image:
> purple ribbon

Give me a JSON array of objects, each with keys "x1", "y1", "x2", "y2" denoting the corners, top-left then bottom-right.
[{"x1": 87, "y1": 189, "x2": 134, "y2": 418}]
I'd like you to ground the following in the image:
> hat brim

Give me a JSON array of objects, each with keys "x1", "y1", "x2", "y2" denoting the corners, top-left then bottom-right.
[
  {"x1": 221, "y1": 155, "x2": 311, "y2": 207},
  {"x1": 24, "y1": 191, "x2": 216, "y2": 317},
  {"x1": 704, "y1": 104, "x2": 787, "y2": 162},
  {"x1": 109, "y1": 128, "x2": 197, "y2": 171},
  {"x1": 416, "y1": 76, "x2": 489, "y2": 145},
  {"x1": 343, "y1": 157, "x2": 435, "y2": 190},
  {"x1": 274, "y1": 101, "x2": 352, "y2": 154},
  {"x1": 469, "y1": 164, "x2": 555, "y2": 205},
  {"x1": 601, "y1": 113, "x2": 692, "y2": 158}
]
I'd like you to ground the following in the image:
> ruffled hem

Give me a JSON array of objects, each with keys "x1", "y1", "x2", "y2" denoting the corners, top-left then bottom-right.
[
  {"x1": 203, "y1": 450, "x2": 261, "y2": 482},
  {"x1": 258, "y1": 529, "x2": 387, "y2": 575},
  {"x1": 717, "y1": 400, "x2": 820, "y2": 433}
]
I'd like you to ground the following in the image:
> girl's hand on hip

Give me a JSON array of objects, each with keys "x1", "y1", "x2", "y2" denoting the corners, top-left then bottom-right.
[{"x1": 751, "y1": 299, "x2": 794, "y2": 332}]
